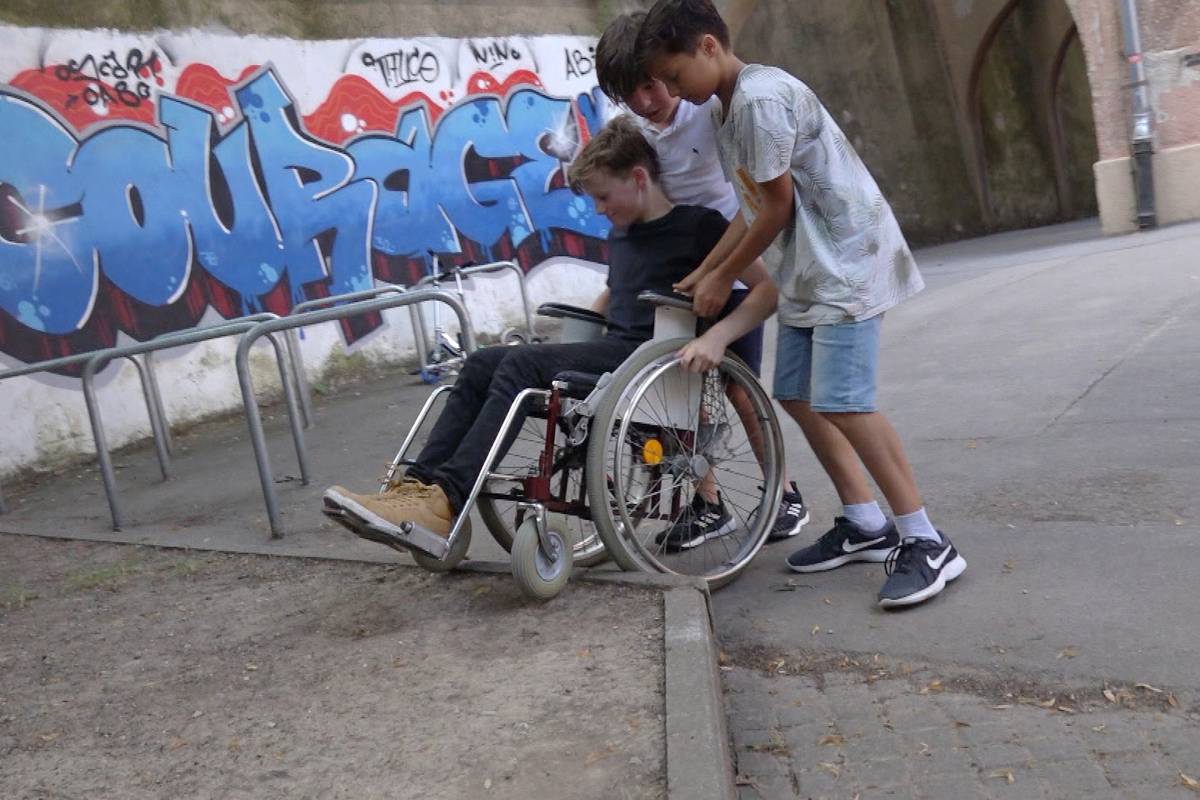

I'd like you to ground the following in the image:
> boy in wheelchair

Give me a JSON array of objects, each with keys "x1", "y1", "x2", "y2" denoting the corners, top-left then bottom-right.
[{"x1": 321, "y1": 115, "x2": 776, "y2": 558}]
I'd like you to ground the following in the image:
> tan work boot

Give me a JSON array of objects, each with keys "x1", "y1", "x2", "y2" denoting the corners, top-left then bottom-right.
[
  {"x1": 380, "y1": 475, "x2": 428, "y2": 495},
  {"x1": 324, "y1": 483, "x2": 454, "y2": 538}
]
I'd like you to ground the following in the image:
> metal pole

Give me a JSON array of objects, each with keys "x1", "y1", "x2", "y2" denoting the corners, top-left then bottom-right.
[
  {"x1": 265, "y1": 331, "x2": 311, "y2": 485},
  {"x1": 124, "y1": 355, "x2": 172, "y2": 481},
  {"x1": 1117, "y1": 0, "x2": 1157, "y2": 229},
  {"x1": 81, "y1": 357, "x2": 124, "y2": 531},
  {"x1": 284, "y1": 329, "x2": 314, "y2": 429},
  {"x1": 142, "y1": 352, "x2": 175, "y2": 455}
]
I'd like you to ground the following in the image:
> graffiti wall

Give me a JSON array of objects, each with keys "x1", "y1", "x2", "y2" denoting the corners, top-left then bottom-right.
[{"x1": 0, "y1": 26, "x2": 615, "y2": 478}]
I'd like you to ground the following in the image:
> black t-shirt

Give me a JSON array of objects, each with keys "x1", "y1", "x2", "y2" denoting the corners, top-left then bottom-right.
[{"x1": 604, "y1": 205, "x2": 728, "y2": 342}]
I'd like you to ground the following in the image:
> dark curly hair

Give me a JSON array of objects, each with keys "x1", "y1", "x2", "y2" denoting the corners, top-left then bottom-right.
[{"x1": 637, "y1": 0, "x2": 731, "y2": 59}]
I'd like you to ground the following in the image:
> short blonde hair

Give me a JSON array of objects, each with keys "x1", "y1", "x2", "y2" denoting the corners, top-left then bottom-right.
[{"x1": 568, "y1": 115, "x2": 661, "y2": 194}]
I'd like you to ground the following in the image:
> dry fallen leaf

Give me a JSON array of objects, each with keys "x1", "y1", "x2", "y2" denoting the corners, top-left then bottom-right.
[
  {"x1": 811, "y1": 625, "x2": 821, "y2": 636},
  {"x1": 987, "y1": 768, "x2": 1016, "y2": 784},
  {"x1": 1103, "y1": 689, "x2": 1117, "y2": 703},
  {"x1": 735, "y1": 774, "x2": 758, "y2": 788},
  {"x1": 1135, "y1": 682, "x2": 1163, "y2": 694},
  {"x1": 919, "y1": 679, "x2": 944, "y2": 695},
  {"x1": 818, "y1": 734, "x2": 845, "y2": 747},
  {"x1": 1057, "y1": 647, "x2": 1079, "y2": 659},
  {"x1": 918, "y1": 742, "x2": 932, "y2": 757},
  {"x1": 1037, "y1": 697, "x2": 1058, "y2": 708},
  {"x1": 1091, "y1": 725, "x2": 1106, "y2": 732},
  {"x1": 1180, "y1": 772, "x2": 1200, "y2": 792},
  {"x1": 991, "y1": 704, "x2": 1013, "y2": 710},
  {"x1": 816, "y1": 761, "x2": 841, "y2": 778},
  {"x1": 1168, "y1": 693, "x2": 1179, "y2": 708},
  {"x1": 953, "y1": 720, "x2": 971, "y2": 728},
  {"x1": 584, "y1": 745, "x2": 616, "y2": 766},
  {"x1": 823, "y1": 597, "x2": 832, "y2": 605},
  {"x1": 1002, "y1": 560, "x2": 1015, "y2": 573}
]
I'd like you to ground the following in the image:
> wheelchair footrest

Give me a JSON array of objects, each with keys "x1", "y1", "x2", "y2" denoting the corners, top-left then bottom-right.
[{"x1": 322, "y1": 496, "x2": 450, "y2": 559}]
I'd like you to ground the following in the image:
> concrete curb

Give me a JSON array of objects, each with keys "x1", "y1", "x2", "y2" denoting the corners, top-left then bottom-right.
[{"x1": 662, "y1": 586, "x2": 737, "y2": 800}]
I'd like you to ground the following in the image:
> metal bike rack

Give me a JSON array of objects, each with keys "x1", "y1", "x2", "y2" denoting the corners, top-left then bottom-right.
[
  {"x1": 80, "y1": 315, "x2": 301, "y2": 531},
  {"x1": 235, "y1": 289, "x2": 475, "y2": 538},
  {"x1": 410, "y1": 260, "x2": 538, "y2": 378},
  {"x1": 1, "y1": 349, "x2": 174, "y2": 515},
  {"x1": 287, "y1": 285, "x2": 412, "y2": 429},
  {"x1": 143, "y1": 313, "x2": 285, "y2": 456}
]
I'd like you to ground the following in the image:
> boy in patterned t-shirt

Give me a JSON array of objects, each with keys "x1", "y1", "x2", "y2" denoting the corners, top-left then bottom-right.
[{"x1": 639, "y1": 0, "x2": 968, "y2": 608}]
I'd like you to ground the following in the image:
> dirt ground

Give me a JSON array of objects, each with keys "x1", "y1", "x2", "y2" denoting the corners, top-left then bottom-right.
[{"x1": 0, "y1": 535, "x2": 667, "y2": 800}]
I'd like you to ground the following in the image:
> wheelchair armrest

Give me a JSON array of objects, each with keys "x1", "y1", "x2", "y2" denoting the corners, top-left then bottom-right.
[
  {"x1": 536, "y1": 302, "x2": 607, "y2": 325},
  {"x1": 552, "y1": 370, "x2": 603, "y2": 399},
  {"x1": 637, "y1": 290, "x2": 694, "y2": 312}
]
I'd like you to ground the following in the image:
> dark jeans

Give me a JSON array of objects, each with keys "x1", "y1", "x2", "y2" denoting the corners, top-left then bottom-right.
[{"x1": 406, "y1": 338, "x2": 639, "y2": 513}]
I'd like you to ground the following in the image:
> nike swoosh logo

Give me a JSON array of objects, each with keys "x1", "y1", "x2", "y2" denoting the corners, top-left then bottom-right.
[
  {"x1": 842, "y1": 536, "x2": 886, "y2": 553},
  {"x1": 927, "y1": 546, "x2": 952, "y2": 570}
]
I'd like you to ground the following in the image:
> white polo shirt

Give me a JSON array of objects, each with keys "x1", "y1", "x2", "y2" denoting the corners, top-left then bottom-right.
[{"x1": 631, "y1": 98, "x2": 741, "y2": 221}]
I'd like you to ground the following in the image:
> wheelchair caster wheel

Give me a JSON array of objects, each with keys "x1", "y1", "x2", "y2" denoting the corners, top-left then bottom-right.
[
  {"x1": 512, "y1": 517, "x2": 572, "y2": 601},
  {"x1": 412, "y1": 519, "x2": 471, "y2": 573}
]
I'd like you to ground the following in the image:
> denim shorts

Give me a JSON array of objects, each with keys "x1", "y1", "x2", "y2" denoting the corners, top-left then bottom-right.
[{"x1": 773, "y1": 315, "x2": 883, "y2": 412}]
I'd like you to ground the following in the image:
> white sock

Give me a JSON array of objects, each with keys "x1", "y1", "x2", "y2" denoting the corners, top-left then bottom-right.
[
  {"x1": 843, "y1": 501, "x2": 887, "y2": 532},
  {"x1": 895, "y1": 507, "x2": 941, "y2": 543}
]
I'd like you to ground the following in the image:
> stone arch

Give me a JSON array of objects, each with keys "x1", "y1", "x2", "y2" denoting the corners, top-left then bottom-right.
[
  {"x1": 1048, "y1": 25, "x2": 1101, "y2": 218},
  {"x1": 965, "y1": 0, "x2": 1099, "y2": 227}
]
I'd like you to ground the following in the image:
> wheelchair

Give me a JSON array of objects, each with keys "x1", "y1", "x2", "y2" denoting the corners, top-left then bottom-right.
[{"x1": 361, "y1": 291, "x2": 785, "y2": 600}]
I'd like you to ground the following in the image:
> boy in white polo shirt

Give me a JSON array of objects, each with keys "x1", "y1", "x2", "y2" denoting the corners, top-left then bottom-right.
[{"x1": 596, "y1": 12, "x2": 809, "y2": 545}]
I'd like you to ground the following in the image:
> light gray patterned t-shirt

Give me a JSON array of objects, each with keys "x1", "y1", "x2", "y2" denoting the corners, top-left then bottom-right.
[{"x1": 714, "y1": 65, "x2": 923, "y2": 326}]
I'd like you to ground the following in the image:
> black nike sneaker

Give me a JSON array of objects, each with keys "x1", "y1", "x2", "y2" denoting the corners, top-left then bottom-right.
[
  {"x1": 768, "y1": 481, "x2": 810, "y2": 542},
  {"x1": 656, "y1": 493, "x2": 736, "y2": 553},
  {"x1": 877, "y1": 536, "x2": 967, "y2": 608},
  {"x1": 785, "y1": 517, "x2": 899, "y2": 573}
]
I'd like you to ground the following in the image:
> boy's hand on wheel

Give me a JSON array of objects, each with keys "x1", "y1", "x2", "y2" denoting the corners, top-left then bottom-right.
[{"x1": 678, "y1": 333, "x2": 724, "y2": 373}]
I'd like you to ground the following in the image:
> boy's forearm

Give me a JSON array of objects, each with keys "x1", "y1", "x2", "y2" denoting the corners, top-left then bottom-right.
[
  {"x1": 712, "y1": 202, "x2": 790, "y2": 283},
  {"x1": 698, "y1": 211, "x2": 747, "y2": 273},
  {"x1": 704, "y1": 280, "x2": 777, "y2": 346}
]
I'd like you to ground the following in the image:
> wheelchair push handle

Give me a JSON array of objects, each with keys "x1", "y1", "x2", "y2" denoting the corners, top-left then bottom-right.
[{"x1": 637, "y1": 290, "x2": 695, "y2": 312}]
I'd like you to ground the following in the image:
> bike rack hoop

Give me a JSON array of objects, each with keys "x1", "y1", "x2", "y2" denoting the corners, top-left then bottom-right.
[{"x1": 235, "y1": 288, "x2": 476, "y2": 538}]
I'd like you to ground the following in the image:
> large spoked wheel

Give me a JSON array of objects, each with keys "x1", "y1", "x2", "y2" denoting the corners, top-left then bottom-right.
[
  {"x1": 585, "y1": 338, "x2": 784, "y2": 589},
  {"x1": 511, "y1": 516, "x2": 573, "y2": 601},
  {"x1": 411, "y1": 518, "x2": 472, "y2": 573},
  {"x1": 477, "y1": 408, "x2": 609, "y2": 568}
]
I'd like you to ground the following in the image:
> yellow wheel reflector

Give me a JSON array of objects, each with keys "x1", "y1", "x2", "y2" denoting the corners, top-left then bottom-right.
[{"x1": 643, "y1": 439, "x2": 664, "y2": 465}]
